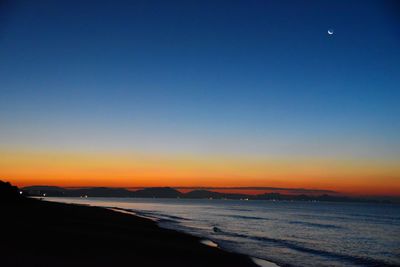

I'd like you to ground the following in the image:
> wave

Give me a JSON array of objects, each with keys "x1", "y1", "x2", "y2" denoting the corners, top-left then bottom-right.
[
  {"x1": 133, "y1": 210, "x2": 190, "y2": 222},
  {"x1": 288, "y1": 220, "x2": 342, "y2": 229},
  {"x1": 226, "y1": 208, "x2": 253, "y2": 212},
  {"x1": 297, "y1": 213, "x2": 400, "y2": 227},
  {"x1": 225, "y1": 214, "x2": 269, "y2": 220},
  {"x1": 213, "y1": 228, "x2": 398, "y2": 267}
]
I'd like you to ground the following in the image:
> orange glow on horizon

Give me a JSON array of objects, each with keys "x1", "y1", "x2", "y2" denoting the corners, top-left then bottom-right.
[{"x1": 1, "y1": 149, "x2": 399, "y2": 196}]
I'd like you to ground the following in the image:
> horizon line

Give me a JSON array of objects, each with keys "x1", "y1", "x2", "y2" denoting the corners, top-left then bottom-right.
[
  {"x1": 19, "y1": 184, "x2": 400, "y2": 197},
  {"x1": 19, "y1": 184, "x2": 349, "y2": 196}
]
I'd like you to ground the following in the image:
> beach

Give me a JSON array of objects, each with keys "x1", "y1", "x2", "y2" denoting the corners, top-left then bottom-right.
[
  {"x1": 0, "y1": 197, "x2": 258, "y2": 267},
  {"x1": 44, "y1": 197, "x2": 400, "y2": 267}
]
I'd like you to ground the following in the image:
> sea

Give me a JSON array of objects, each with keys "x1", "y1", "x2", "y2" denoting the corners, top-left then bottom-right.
[{"x1": 45, "y1": 197, "x2": 400, "y2": 267}]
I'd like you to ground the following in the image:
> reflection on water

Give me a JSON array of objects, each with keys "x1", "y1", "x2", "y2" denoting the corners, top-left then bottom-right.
[{"x1": 45, "y1": 197, "x2": 400, "y2": 267}]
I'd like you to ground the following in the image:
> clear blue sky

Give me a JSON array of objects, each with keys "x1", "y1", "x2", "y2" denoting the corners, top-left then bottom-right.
[{"x1": 1, "y1": 0, "x2": 399, "y2": 159}]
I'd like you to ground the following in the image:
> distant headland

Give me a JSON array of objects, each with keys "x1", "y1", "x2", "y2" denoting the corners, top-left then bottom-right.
[{"x1": 21, "y1": 185, "x2": 399, "y2": 204}]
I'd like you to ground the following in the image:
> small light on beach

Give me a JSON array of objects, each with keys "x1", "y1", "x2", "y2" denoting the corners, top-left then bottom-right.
[
  {"x1": 43, "y1": 193, "x2": 46, "y2": 197},
  {"x1": 19, "y1": 191, "x2": 23, "y2": 195}
]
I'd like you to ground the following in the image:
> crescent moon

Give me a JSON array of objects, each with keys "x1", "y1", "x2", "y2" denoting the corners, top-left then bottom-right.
[{"x1": 328, "y1": 30, "x2": 334, "y2": 35}]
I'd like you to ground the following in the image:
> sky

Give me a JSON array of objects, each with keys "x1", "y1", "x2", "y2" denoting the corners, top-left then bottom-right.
[{"x1": 0, "y1": 0, "x2": 399, "y2": 196}]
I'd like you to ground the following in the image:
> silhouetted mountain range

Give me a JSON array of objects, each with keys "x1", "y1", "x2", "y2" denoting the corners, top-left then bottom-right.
[
  {"x1": 22, "y1": 186, "x2": 133, "y2": 197},
  {"x1": 133, "y1": 187, "x2": 182, "y2": 198},
  {"x1": 21, "y1": 185, "x2": 399, "y2": 203}
]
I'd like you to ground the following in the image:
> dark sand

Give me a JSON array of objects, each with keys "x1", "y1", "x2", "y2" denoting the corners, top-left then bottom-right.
[{"x1": 0, "y1": 198, "x2": 258, "y2": 267}]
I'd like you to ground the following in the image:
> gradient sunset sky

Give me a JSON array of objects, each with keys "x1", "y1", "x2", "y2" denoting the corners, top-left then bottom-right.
[{"x1": 1, "y1": 0, "x2": 399, "y2": 196}]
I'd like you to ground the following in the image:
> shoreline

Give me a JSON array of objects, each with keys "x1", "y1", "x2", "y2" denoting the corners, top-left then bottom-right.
[
  {"x1": 108, "y1": 207, "x2": 280, "y2": 267},
  {"x1": 51, "y1": 201, "x2": 281, "y2": 267},
  {"x1": 1, "y1": 197, "x2": 260, "y2": 267}
]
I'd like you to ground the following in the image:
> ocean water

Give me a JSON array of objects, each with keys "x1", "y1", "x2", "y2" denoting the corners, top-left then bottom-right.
[{"x1": 45, "y1": 197, "x2": 400, "y2": 267}]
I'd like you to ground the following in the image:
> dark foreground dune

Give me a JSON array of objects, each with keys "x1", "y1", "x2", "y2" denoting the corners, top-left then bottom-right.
[{"x1": 0, "y1": 196, "x2": 258, "y2": 267}]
